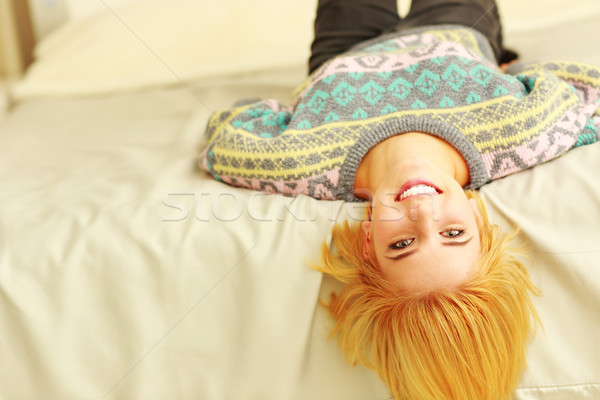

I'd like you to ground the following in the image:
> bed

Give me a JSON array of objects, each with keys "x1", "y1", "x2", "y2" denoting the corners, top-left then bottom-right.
[{"x1": 0, "y1": 0, "x2": 599, "y2": 399}]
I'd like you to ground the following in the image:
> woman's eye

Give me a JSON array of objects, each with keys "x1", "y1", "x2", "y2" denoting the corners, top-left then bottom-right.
[
  {"x1": 442, "y1": 229, "x2": 464, "y2": 238},
  {"x1": 390, "y1": 238, "x2": 414, "y2": 250}
]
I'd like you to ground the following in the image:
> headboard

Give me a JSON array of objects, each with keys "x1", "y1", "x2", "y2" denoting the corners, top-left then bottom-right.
[
  {"x1": 0, "y1": 0, "x2": 139, "y2": 79},
  {"x1": 0, "y1": 0, "x2": 35, "y2": 78}
]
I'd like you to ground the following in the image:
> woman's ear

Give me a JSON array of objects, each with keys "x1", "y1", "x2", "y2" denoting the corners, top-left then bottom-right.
[{"x1": 361, "y1": 220, "x2": 371, "y2": 261}]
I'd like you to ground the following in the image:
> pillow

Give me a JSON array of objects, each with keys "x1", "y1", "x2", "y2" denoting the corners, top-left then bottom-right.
[
  {"x1": 13, "y1": 0, "x2": 316, "y2": 98},
  {"x1": 12, "y1": 0, "x2": 600, "y2": 99}
]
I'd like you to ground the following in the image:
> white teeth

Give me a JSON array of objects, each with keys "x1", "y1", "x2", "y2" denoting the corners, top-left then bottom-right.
[{"x1": 398, "y1": 185, "x2": 438, "y2": 201}]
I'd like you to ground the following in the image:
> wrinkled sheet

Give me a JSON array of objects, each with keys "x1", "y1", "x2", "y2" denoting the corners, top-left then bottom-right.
[{"x1": 1, "y1": 0, "x2": 600, "y2": 399}]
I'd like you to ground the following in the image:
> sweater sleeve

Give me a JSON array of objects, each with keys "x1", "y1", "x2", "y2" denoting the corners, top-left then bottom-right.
[
  {"x1": 506, "y1": 60, "x2": 600, "y2": 147},
  {"x1": 199, "y1": 99, "x2": 293, "y2": 183},
  {"x1": 539, "y1": 61, "x2": 600, "y2": 147}
]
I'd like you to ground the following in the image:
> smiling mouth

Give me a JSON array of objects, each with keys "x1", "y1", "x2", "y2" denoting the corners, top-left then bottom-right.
[{"x1": 395, "y1": 180, "x2": 442, "y2": 202}]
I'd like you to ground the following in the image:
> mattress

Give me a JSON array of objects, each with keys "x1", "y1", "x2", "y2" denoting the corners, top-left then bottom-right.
[{"x1": 0, "y1": 0, "x2": 599, "y2": 399}]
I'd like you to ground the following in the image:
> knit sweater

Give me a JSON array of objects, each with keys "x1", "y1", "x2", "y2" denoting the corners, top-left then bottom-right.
[{"x1": 199, "y1": 25, "x2": 600, "y2": 201}]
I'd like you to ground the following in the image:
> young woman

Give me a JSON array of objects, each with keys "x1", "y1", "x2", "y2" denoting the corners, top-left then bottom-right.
[{"x1": 199, "y1": 0, "x2": 600, "y2": 398}]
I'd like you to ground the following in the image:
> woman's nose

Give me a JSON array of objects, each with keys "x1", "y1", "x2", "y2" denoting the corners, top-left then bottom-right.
[{"x1": 408, "y1": 195, "x2": 439, "y2": 223}]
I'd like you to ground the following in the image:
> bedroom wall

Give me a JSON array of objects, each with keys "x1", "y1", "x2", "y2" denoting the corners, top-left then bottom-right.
[
  {"x1": 26, "y1": 0, "x2": 139, "y2": 41},
  {"x1": 63, "y1": 0, "x2": 141, "y2": 20},
  {"x1": 28, "y1": 0, "x2": 69, "y2": 39}
]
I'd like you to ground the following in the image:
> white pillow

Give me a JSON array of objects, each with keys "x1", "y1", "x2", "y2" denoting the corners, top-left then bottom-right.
[
  {"x1": 13, "y1": 0, "x2": 316, "y2": 98},
  {"x1": 63, "y1": 0, "x2": 143, "y2": 21},
  {"x1": 13, "y1": 0, "x2": 600, "y2": 99}
]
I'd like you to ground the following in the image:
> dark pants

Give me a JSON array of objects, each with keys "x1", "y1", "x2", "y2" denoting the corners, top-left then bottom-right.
[{"x1": 308, "y1": 0, "x2": 514, "y2": 74}]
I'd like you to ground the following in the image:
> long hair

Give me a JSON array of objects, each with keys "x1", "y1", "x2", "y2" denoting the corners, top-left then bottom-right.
[{"x1": 314, "y1": 191, "x2": 540, "y2": 400}]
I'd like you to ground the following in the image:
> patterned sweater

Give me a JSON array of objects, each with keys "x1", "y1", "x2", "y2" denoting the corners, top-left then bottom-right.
[{"x1": 199, "y1": 25, "x2": 600, "y2": 201}]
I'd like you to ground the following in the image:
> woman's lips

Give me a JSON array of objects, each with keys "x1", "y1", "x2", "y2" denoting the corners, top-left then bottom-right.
[{"x1": 395, "y1": 179, "x2": 442, "y2": 202}]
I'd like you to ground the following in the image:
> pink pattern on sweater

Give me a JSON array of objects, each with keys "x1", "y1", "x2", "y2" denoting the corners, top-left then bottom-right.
[
  {"x1": 482, "y1": 106, "x2": 593, "y2": 179},
  {"x1": 218, "y1": 170, "x2": 341, "y2": 200},
  {"x1": 300, "y1": 35, "x2": 492, "y2": 101}
]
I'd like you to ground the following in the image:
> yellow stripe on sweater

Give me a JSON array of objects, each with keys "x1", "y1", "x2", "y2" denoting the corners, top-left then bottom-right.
[
  {"x1": 213, "y1": 155, "x2": 346, "y2": 179},
  {"x1": 214, "y1": 72, "x2": 579, "y2": 174},
  {"x1": 214, "y1": 137, "x2": 356, "y2": 159}
]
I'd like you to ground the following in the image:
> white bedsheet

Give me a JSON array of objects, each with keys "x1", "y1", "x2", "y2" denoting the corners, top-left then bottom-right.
[{"x1": 1, "y1": 1, "x2": 599, "y2": 399}]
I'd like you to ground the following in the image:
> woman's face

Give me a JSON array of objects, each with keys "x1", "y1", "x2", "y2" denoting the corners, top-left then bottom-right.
[{"x1": 363, "y1": 158, "x2": 481, "y2": 293}]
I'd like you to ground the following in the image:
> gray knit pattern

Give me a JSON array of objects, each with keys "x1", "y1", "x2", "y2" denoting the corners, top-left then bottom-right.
[{"x1": 199, "y1": 25, "x2": 600, "y2": 201}]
